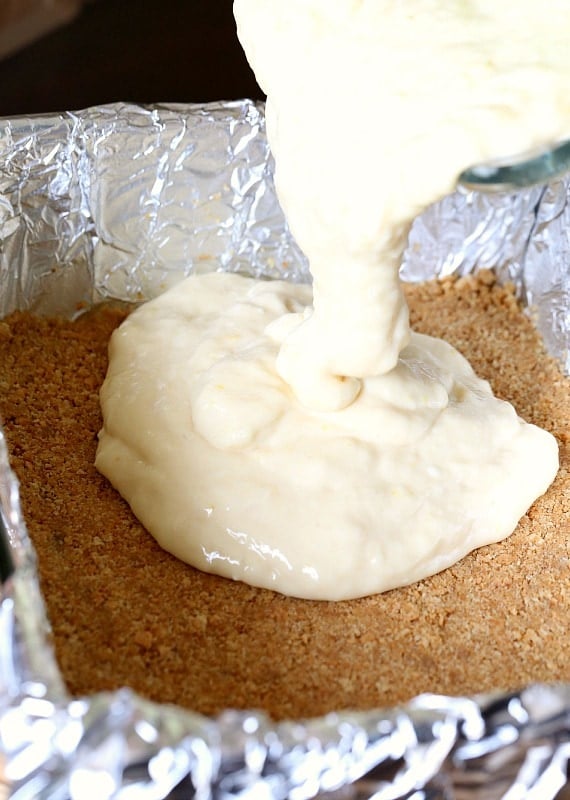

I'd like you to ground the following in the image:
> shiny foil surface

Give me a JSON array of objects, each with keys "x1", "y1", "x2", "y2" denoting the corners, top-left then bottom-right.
[{"x1": 0, "y1": 100, "x2": 569, "y2": 799}]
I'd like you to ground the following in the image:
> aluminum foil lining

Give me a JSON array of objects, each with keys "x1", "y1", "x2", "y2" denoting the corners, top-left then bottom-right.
[{"x1": 0, "y1": 100, "x2": 568, "y2": 800}]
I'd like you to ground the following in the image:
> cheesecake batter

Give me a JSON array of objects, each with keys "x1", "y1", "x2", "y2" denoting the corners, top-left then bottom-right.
[
  {"x1": 96, "y1": 0, "x2": 564, "y2": 599},
  {"x1": 96, "y1": 272, "x2": 557, "y2": 599}
]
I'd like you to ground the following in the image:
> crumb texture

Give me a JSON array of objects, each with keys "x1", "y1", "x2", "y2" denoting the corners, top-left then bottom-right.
[{"x1": 0, "y1": 274, "x2": 568, "y2": 721}]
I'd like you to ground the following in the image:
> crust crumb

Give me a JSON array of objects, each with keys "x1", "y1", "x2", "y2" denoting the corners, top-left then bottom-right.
[{"x1": 0, "y1": 274, "x2": 568, "y2": 720}]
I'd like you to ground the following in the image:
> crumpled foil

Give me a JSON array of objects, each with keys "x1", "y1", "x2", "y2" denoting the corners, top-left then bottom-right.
[{"x1": 0, "y1": 100, "x2": 568, "y2": 799}]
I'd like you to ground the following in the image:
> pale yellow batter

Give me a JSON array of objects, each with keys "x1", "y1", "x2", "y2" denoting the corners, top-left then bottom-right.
[
  {"x1": 235, "y1": 0, "x2": 570, "y2": 410},
  {"x1": 97, "y1": 0, "x2": 565, "y2": 599},
  {"x1": 96, "y1": 271, "x2": 557, "y2": 600}
]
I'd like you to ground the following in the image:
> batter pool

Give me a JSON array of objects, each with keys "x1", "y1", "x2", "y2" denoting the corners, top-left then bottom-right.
[{"x1": 96, "y1": 0, "x2": 565, "y2": 600}]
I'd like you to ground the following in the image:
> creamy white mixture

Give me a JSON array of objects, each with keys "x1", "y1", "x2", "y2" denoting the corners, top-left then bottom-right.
[
  {"x1": 96, "y1": 272, "x2": 557, "y2": 599},
  {"x1": 235, "y1": 0, "x2": 570, "y2": 409},
  {"x1": 96, "y1": 0, "x2": 565, "y2": 599}
]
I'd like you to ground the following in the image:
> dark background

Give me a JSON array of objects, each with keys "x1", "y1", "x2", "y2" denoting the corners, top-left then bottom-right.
[{"x1": 0, "y1": 0, "x2": 264, "y2": 117}]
